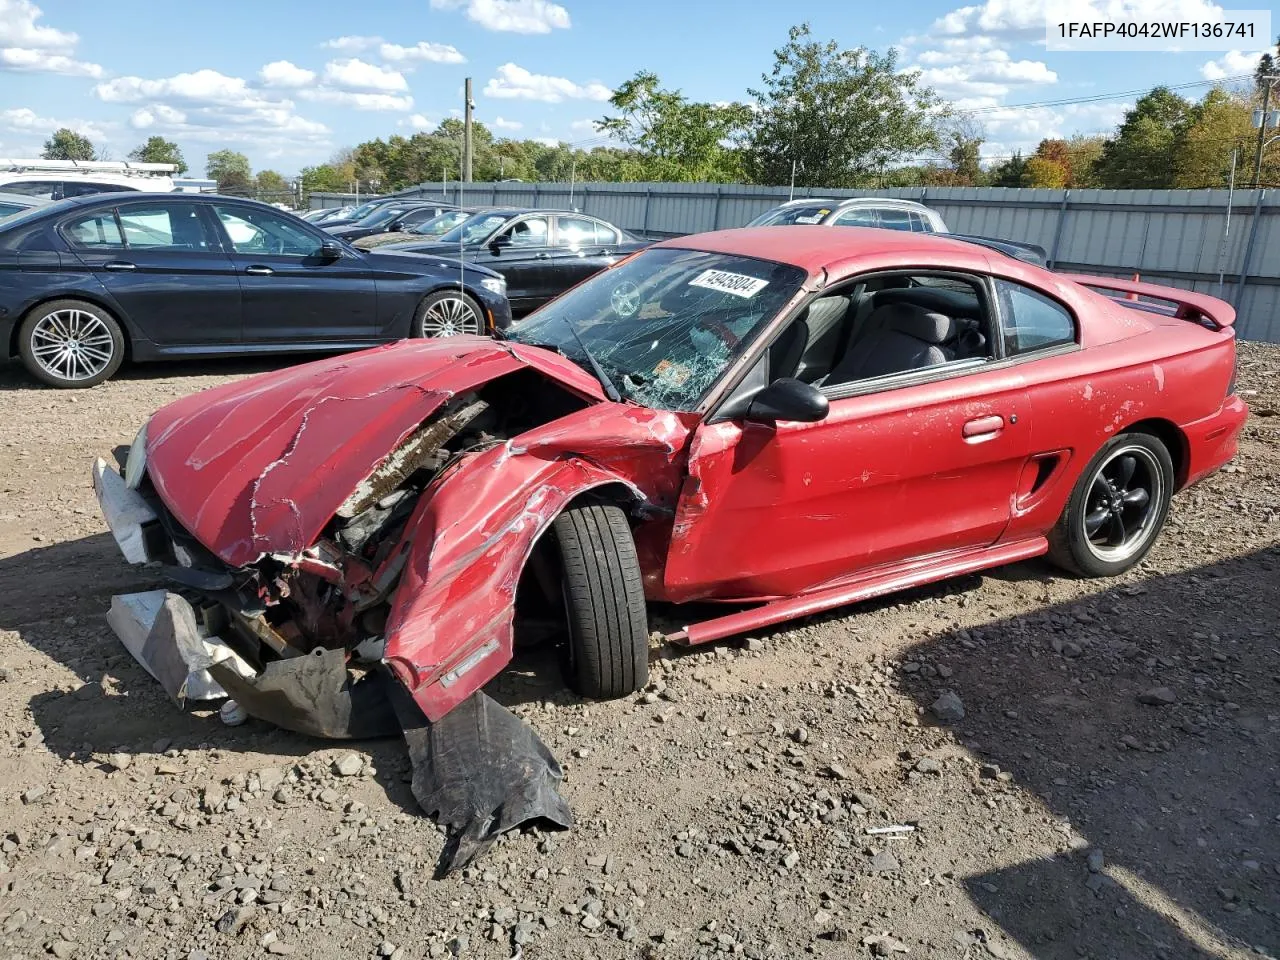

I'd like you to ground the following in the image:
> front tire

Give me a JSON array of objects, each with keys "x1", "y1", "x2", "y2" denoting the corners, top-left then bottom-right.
[
  {"x1": 414, "y1": 290, "x2": 484, "y2": 338},
  {"x1": 551, "y1": 502, "x2": 649, "y2": 700},
  {"x1": 1048, "y1": 432, "x2": 1174, "y2": 577},
  {"x1": 18, "y1": 299, "x2": 124, "y2": 388}
]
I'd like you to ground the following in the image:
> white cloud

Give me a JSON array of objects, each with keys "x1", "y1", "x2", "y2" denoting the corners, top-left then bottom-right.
[
  {"x1": 322, "y1": 58, "x2": 408, "y2": 92},
  {"x1": 569, "y1": 118, "x2": 597, "y2": 133},
  {"x1": 300, "y1": 89, "x2": 414, "y2": 111},
  {"x1": 0, "y1": 47, "x2": 101, "y2": 77},
  {"x1": 976, "y1": 100, "x2": 1131, "y2": 157},
  {"x1": 400, "y1": 113, "x2": 435, "y2": 130},
  {"x1": 129, "y1": 104, "x2": 187, "y2": 129},
  {"x1": 259, "y1": 60, "x2": 317, "y2": 88},
  {"x1": 322, "y1": 35, "x2": 381, "y2": 51},
  {"x1": 430, "y1": 0, "x2": 570, "y2": 33},
  {"x1": 492, "y1": 116, "x2": 523, "y2": 130},
  {"x1": 912, "y1": 52, "x2": 1057, "y2": 102},
  {"x1": 483, "y1": 63, "x2": 611, "y2": 103},
  {"x1": 0, "y1": 0, "x2": 102, "y2": 77},
  {"x1": 532, "y1": 136, "x2": 561, "y2": 147},
  {"x1": 0, "y1": 106, "x2": 108, "y2": 143},
  {"x1": 93, "y1": 69, "x2": 331, "y2": 149},
  {"x1": 932, "y1": 0, "x2": 1227, "y2": 39},
  {"x1": 379, "y1": 40, "x2": 466, "y2": 64},
  {"x1": 1201, "y1": 48, "x2": 1266, "y2": 81}
]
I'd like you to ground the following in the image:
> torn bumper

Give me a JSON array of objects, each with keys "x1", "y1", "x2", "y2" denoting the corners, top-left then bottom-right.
[
  {"x1": 93, "y1": 457, "x2": 159, "y2": 564},
  {"x1": 107, "y1": 590, "x2": 255, "y2": 705}
]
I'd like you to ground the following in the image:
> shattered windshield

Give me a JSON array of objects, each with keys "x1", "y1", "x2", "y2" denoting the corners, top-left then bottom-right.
[
  {"x1": 748, "y1": 204, "x2": 834, "y2": 226},
  {"x1": 504, "y1": 248, "x2": 806, "y2": 412},
  {"x1": 437, "y1": 212, "x2": 510, "y2": 245}
]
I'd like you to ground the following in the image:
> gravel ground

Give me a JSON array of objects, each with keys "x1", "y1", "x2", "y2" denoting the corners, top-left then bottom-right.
[{"x1": 0, "y1": 345, "x2": 1277, "y2": 960}]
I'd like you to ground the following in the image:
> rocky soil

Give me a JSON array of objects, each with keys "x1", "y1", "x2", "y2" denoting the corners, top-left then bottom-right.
[{"x1": 0, "y1": 347, "x2": 1277, "y2": 960}]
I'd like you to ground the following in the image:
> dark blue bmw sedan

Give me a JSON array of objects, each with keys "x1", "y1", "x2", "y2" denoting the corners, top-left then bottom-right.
[{"x1": 0, "y1": 193, "x2": 512, "y2": 387}]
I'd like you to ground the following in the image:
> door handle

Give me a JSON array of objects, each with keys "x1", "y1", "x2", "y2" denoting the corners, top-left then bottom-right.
[
  {"x1": 245, "y1": 265, "x2": 274, "y2": 276},
  {"x1": 962, "y1": 415, "x2": 1005, "y2": 439},
  {"x1": 103, "y1": 261, "x2": 136, "y2": 272},
  {"x1": 535, "y1": 252, "x2": 550, "y2": 259}
]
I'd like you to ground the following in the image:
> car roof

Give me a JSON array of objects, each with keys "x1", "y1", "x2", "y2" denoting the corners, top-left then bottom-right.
[{"x1": 778, "y1": 196, "x2": 935, "y2": 212}]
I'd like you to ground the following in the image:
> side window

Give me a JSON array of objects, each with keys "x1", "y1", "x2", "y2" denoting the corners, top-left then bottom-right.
[
  {"x1": 555, "y1": 216, "x2": 597, "y2": 248},
  {"x1": 62, "y1": 210, "x2": 125, "y2": 249},
  {"x1": 399, "y1": 208, "x2": 438, "y2": 228},
  {"x1": 995, "y1": 279, "x2": 1076, "y2": 354},
  {"x1": 908, "y1": 212, "x2": 927, "y2": 232},
  {"x1": 877, "y1": 208, "x2": 912, "y2": 231},
  {"x1": 593, "y1": 221, "x2": 619, "y2": 245},
  {"x1": 213, "y1": 204, "x2": 322, "y2": 256},
  {"x1": 833, "y1": 208, "x2": 878, "y2": 228},
  {"x1": 816, "y1": 273, "x2": 994, "y2": 389},
  {"x1": 117, "y1": 202, "x2": 215, "y2": 251},
  {"x1": 3, "y1": 180, "x2": 60, "y2": 200},
  {"x1": 505, "y1": 216, "x2": 549, "y2": 247}
]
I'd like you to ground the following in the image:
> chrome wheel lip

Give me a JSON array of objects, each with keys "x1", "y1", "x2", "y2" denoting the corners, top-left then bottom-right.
[
  {"x1": 420, "y1": 295, "x2": 481, "y2": 338},
  {"x1": 1079, "y1": 444, "x2": 1164, "y2": 563},
  {"x1": 29, "y1": 308, "x2": 115, "y2": 382}
]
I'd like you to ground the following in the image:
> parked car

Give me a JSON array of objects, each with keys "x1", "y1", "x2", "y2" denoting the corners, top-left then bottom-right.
[
  {"x1": 317, "y1": 196, "x2": 427, "y2": 230},
  {"x1": 324, "y1": 201, "x2": 459, "y2": 243},
  {"x1": 748, "y1": 197, "x2": 1048, "y2": 265},
  {"x1": 91, "y1": 225, "x2": 1244, "y2": 743},
  {"x1": 380, "y1": 208, "x2": 648, "y2": 314},
  {"x1": 354, "y1": 208, "x2": 478, "y2": 250},
  {"x1": 300, "y1": 207, "x2": 346, "y2": 223},
  {"x1": 0, "y1": 193, "x2": 511, "y2": 388},
  {"x1": 0, "y1": 191, "x2": 51, "y2": 219}
]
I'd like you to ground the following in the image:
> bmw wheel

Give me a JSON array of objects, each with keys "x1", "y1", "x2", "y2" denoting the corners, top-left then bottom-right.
[
  {"x1": 18, "y1": 299, "x2": 125, "y2": 388},
  {"x1": 415, "y1": 290, "x2": 484, "y2": 338},
  {"x1": 1048, "y1": 432, "x2": 1174, "y2": 577}
]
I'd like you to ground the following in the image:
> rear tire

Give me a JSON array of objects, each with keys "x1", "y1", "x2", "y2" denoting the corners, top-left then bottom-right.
[
  {"x1": 414, "y1": 290, "x2": 484, "y2": 338},
  {"x1": 18, "y1": 299, "x2": 124, "y2": 388},
  {"x1": 551, "y1": 502, "x2": 649, "y2": 700},
  {"x1": 1048, "y1": 432, "x2": 1174, "y2": 577}
]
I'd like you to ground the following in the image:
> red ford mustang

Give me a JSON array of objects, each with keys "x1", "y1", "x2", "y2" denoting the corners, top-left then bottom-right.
[{"x1": 94, "y1": 226, "x2": 1246, "y2": 734}]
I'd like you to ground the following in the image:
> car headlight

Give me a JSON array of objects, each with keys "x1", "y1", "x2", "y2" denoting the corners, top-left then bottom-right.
[
  {"x1": 124, "y1": 422, "x2": 148, "y2": 490},
  {"x1": 481, "y1": 276, "x2": 506, "y2": 296}
]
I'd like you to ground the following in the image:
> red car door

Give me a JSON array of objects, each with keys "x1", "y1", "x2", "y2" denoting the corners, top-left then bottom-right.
[{"x1": 664, "y1": 367, "x2": 1032, "y2": 602}]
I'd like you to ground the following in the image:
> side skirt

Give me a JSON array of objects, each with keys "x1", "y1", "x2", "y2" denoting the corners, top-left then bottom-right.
[{"x1": 668, "y1": 537, "x2": 1049, "y2": 647}]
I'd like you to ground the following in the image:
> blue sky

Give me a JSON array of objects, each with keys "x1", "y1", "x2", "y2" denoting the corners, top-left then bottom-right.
[{"x1": 1, "y1": 0, "x2": 1272, "y2": 177}]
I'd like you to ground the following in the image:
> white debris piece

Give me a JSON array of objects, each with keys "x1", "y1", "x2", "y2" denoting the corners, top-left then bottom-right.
[
  {"x1": 107, "y1": 590, "x2": 255, "y2": 705},
  {"x1": 92, "y1": 457, "x2": 157, "y2": 564}
]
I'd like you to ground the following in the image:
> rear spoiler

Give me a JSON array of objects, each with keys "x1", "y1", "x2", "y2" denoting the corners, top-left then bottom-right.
[{"x1": 1064, "y1": 273, "x2": 1235, "y2": 330}]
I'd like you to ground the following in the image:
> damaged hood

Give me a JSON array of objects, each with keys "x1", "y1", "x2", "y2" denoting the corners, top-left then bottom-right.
[{"x1": 144, "y1": 337, "x2": 607, "y2": 568}]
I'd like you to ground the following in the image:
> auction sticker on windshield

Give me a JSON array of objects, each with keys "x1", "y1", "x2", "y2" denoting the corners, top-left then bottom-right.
[{"x1": 689, "y1": 270, "x2": 769, "y2": 298}]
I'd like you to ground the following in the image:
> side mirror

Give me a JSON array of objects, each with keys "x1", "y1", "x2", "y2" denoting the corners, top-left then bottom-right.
[
  {"x1": 488, "y1": 233, "x2": 511, "y2": 255},
  {"x1": 745, "y1": 378, "x2": 829, "y2": 424},
  {"x1": 318, "y1": 240, "x2": 344, "y2": 261}
]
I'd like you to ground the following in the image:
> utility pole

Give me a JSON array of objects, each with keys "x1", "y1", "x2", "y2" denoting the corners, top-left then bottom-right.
[
  {"x1": 463, "y1": 77, "x2": 474, "y2": 183},
  {"x1": 1252, "y1": 73, "x2": 1278, "y2": 188}
]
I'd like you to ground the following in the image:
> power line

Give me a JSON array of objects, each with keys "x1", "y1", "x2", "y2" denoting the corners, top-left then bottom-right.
[{"x1": 963, "y1": 73, "x2": 1254, "y2": 115}]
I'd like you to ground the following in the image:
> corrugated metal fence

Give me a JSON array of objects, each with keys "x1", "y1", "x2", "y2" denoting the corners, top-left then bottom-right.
[{"x1": 311, "y1": 183, "x2": 1280, "y2": 343}]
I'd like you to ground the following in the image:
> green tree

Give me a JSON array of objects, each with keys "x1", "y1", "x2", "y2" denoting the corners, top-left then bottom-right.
[
  {"x1": 597, "y1": 71, "x2": 751, "y2": 182},
  {"x1": 1023, "y1": 154, "x2": 1068, "y2": 188},
  {"x1": 743, "y1": 23, "x2": 942, "y2": 188},
  {"x1": 1094, "y1": 87, "x2": 1191, "y2": 188},
  {"x1": 1064, "y1": 134, "x2": 1106, "y2": 187},
  {"x1": 1255, "y1": 36, "x2": 1279, "y2": 94},
  {"x1": 255, "y1": 169, "x2": 289, "y2": 193},
  {"x1": 987, "y1": 152, "x2": 1025, "y2": 187},
  {"x1": 206, "y1": 149, "x2": 253, "y2": 192},
  {"x1": 42, "y1": 127, "x2": 95, "y2": 161},
  {"x1": 128, "y1": 136, "x2": 187, "y2": 173},
  {"x1": 1171, "y1": 87, "x2": 1266, "y2": 187}
]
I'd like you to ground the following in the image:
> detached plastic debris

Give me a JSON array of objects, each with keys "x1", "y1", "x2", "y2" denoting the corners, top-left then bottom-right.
[
  {"x1": 105, "y1": 589, "x2": 574, "y2": 875},
  {"x1": 106, "y1": 590, "x2": 255, "y2": 705},
  {"x1": 392, "y1": 687, "x2": 573, "y2": 877}
]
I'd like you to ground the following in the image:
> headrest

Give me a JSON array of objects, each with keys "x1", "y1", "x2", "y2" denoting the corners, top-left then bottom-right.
[{"x1": 878, "y1": 303, "x2": 955, "y2": 344}]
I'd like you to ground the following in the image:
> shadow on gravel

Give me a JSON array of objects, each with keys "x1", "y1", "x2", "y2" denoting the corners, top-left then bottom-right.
[{"x1": 896, "y1": 547, "x2": 1280, "y2": 960}]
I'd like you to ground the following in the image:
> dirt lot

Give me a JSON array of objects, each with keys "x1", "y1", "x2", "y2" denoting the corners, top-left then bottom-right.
[{"x1": 0, "y1": 345, "x2": 1277, "y2": 960}]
